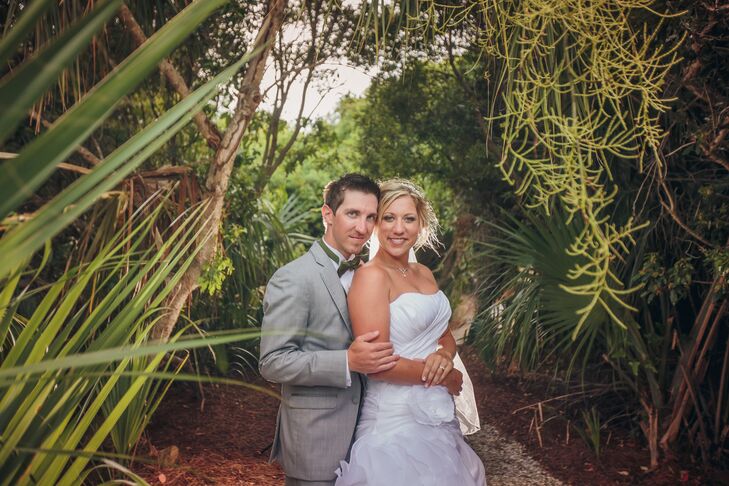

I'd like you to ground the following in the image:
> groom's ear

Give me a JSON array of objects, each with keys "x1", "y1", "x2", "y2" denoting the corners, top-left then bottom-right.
[{"x1": 322, "y1": 204, "x2": 334, "y2": 230}]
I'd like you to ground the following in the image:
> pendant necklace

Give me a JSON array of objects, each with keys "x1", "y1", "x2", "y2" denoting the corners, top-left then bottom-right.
[{"x1": 394, "y1": 265, "x2": 409, "y2": 278}]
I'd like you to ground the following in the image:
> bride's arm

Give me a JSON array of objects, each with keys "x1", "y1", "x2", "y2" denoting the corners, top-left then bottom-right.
[
  {"x1": 415, "y1": 263, "x2": 458, "y2": 386},
  {"x1": 421, "y1": 330, "x2": 458, "y2": 386},
  {"x1": 348, "y1": 266, "x2": 427, "y2": 386},
  {"x1": 437, "y1": 330, "x2": 457, "y2": 360}
]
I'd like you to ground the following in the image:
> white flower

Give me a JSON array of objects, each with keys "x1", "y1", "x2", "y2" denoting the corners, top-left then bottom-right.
[{"x1": 408, "y1": 386, "x2": 455, "y2": 426}]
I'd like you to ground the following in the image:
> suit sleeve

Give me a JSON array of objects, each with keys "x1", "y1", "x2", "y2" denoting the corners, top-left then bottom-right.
[{"x1": 258, "y1": 266, "x2": 349, "y2": 388}]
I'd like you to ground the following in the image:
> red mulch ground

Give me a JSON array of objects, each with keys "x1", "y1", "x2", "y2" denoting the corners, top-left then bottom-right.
[
  {"x1": 459, "y1": 347, "x2": 717, "y2": 486},
  {"x1": 136, "y1": 347, "x2": 724, "y2": 485},
  {"x1": 137, "y1": 379, "x2": 284, "y2": 485}
]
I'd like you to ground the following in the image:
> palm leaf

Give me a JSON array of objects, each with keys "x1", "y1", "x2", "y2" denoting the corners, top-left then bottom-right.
[
  {"x1": 475, "y1": 210, "x2": 616, "y2": 376},
  {"x1": 0, "y1": 49, "x2": 255, "y2": 280},
  {"x1": 0, "y1": 0, "x2": 123, "y2": 145},
  {"x1": 0, "y1": 0, "x2": 230, "y2": 221},
  {"x1": 0, "y1": 0, "x2": 55, "y2": 67},
  {"x1": 0, "y1": 195, "x2": 255, "y2": 484}
]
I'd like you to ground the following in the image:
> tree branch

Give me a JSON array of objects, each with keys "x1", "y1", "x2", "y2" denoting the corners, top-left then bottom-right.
[
  {"x1": 658, "y1": 178, "x2": 713, "y2": 247},
  {"x1": 254, "y1": 1, "x2": 338, "y2": 196},
  {"x1": 118, "y1": 3, "x2": 223, "y2": 150},
  {"x1": 29, "y1": 109, "x2": 102, "y2": 166}
]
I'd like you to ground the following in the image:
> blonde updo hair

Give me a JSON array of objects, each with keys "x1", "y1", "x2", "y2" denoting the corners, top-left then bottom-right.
[{"x1": 377, "y1": 179, "x2": 441, "y2": 252}]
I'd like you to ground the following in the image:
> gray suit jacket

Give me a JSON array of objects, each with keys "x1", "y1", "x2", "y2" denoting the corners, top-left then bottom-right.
[{"x1": 259, "y1": 242, "x2": 363, "y2": 481}]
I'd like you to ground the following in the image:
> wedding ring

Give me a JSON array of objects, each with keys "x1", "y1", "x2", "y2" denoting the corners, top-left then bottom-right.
[{"x1": 438, "y1": 365, "x2": 446, "y2": 370}]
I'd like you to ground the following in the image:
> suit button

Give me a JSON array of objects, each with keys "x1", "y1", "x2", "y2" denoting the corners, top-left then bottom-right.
[{"x1": 352, "y1": 396, "x2": 358, "y2": 404}]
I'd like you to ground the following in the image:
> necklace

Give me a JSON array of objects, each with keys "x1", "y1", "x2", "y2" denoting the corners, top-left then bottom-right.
[{"x1": 392, "y1": 265, "x2": 409, "y2": 278}]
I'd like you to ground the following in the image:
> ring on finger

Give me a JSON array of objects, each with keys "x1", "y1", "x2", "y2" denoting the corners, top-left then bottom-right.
[{"x1": 438, "y1": 365, "x2": 446, "y2": 370}]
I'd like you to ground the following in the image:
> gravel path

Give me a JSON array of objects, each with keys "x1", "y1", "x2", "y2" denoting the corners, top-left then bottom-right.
[{"x1": 467, "y1": 422, "x2": 565, "y2": 486}]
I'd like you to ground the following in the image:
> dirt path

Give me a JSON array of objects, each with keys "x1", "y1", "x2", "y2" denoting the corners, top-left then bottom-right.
[{"x1": 467, "y1": 424, "x2": 563, "y2": 485}]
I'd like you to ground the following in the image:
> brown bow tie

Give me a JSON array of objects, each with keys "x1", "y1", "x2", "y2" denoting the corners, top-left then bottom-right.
[
  {"x1": 318, "y1": 240, "x2": 363, "y2": 277},
  {"x1": 337, "y1": 257, "x2": 361, "y2": 277}
]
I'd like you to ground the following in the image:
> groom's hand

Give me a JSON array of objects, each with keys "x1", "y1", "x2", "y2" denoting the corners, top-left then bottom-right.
[
  {"x1": 443, "y1": 369, "x2": 463, "y2": 396},
  {"x1": 347, "y1": 330, "x2": 399, "y2": 374}
]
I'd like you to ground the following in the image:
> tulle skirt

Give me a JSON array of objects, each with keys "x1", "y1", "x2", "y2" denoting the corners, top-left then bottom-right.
[{"x1": 335, "y1": 382, "x2": 486, "y2": 486}]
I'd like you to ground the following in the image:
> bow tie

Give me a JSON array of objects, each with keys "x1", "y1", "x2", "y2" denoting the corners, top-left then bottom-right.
[
  {"x1": 318, "y1": 240, "x2": 363, "y2": 277},
  {"x1": 337, "y1": 257, "x2": 361, "y2": 277}
]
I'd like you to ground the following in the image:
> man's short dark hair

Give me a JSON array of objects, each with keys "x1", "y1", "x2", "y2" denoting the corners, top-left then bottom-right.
[{"x1": 323, "y1": 173, "x2": 380, "y2": 213}]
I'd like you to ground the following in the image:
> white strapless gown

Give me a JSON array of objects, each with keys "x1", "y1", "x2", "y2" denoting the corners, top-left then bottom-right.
[{"x1": 336, "y1": 291, "x2": 486, "y2": 485}]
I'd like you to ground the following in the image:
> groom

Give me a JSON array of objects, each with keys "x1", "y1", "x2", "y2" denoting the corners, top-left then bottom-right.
[{"x1": 259, "y1": 173, "x2": 399, "y2": 486}]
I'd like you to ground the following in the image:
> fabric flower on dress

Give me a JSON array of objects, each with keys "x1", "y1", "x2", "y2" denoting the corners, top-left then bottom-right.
[{"x1": 407, "y1": 386, "x2": 455, "y2": 426}]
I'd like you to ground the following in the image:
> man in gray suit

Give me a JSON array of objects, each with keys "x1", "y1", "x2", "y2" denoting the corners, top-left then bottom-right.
[{"x1": 259, "y1": 174, "x2": 398, "y2": 486}]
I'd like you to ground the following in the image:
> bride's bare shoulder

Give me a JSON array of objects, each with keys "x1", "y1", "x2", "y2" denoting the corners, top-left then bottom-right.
[
  {"x1": 350, "y1": 263, "x2": 391, "y2": 303},
  {"x1": 353, "y1": 262, "x2": 388, "y2": 282},
  {"x1": 413, "y1": 262, "x2": 435, "y2": 277}
]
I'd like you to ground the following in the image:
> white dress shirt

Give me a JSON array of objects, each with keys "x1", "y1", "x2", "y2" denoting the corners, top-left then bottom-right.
[{"x1": 321, "y1": 239, "x2": 357, "y2": 386}]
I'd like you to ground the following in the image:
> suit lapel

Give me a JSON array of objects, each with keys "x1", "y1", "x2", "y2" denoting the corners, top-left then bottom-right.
[{"x1": 310, "y1": 244, "x2": 352, "y2": 337}]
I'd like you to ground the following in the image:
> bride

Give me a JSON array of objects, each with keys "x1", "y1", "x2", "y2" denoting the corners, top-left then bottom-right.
[{"x1": 336, "y1": 179, "x2": 486, "y2": 485}]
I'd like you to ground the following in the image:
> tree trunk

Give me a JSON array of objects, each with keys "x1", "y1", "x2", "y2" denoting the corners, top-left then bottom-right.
[
  {"x1": 640, "y1": 398, "x2": 659, "y2": 469},
  {"x1": 150, "y1": 0, "x2": 287, "y2": 342},
  {"x1": 660, "y1": 276, "x2": 728, "y2": 450}
]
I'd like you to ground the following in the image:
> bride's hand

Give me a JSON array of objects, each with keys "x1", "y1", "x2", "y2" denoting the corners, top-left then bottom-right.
[{"x1": 421, "y1": 350, "x2": 454, "y2": 387}]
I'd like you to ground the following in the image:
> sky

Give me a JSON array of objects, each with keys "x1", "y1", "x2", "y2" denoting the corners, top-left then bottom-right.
[
  {"x1": 252, "y1": 2, "x2": 385, "y2": 123},
  {"x1": 258, "y1": 61, "x2": 375, "y2": 122}
]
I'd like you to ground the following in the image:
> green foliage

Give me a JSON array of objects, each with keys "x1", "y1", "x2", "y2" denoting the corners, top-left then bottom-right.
[
  {"x1": 199, "y1": 252, "x2": 235, "y2": 297},
  {"x1": 191, "y1": 193, "x2": 312, "y2": 375},
  {"x1": 0, "y1": 202, "x2": 206, "y2": 484},
  {"x1": 0, "y1": 1, "x2": 269, "y2": 481},
  {"x1": 104, "y1": 353, "x2": 185, "y2": 457},
  {"x1": 636, "y1": 253, "x2": 694, "y2": 305},
  {"x1": 475, "y1": 210, "x2": 618, "y2": 375},
  {"x1": 483, "y1": 0, "x2": 681, "y2": 333},
  {"x1": 705, "y1": 248, "x2": 729, "y2": 282},
  {"x1": 635, "y1": 253, "x2": 666, "y2": 304},
  {"x1": 0, "y1": 0, "x2": 233, "y2": 222},
  {"x1": 0, "y1": 53, "x2": 252, "y2": 280},
  {"x1": 0, "y1": 0, "x2": 123, "y2": 145},
  {"x1": 576, "y1": 406, "x2": 603, "y2": 459},
  {"x1": 475, "y1": 201, "x2": 729, "y2": 464},
  {"x1": 357, "y1": 59, "x2": 509, "y2": 213}
]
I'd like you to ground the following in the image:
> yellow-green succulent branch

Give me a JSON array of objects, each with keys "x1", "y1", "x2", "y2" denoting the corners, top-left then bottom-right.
[
  {"x1": 354, "y1": 0, "x2": 682, "y2": 337},
  {"x1": 477, "y1": 0, "x2": 682, "y2": 335}
]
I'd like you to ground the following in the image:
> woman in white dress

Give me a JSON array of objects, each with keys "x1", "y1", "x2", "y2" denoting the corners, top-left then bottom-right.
[{"x1": 336, "y1": 179, "x2": 486, "y2": 485}]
